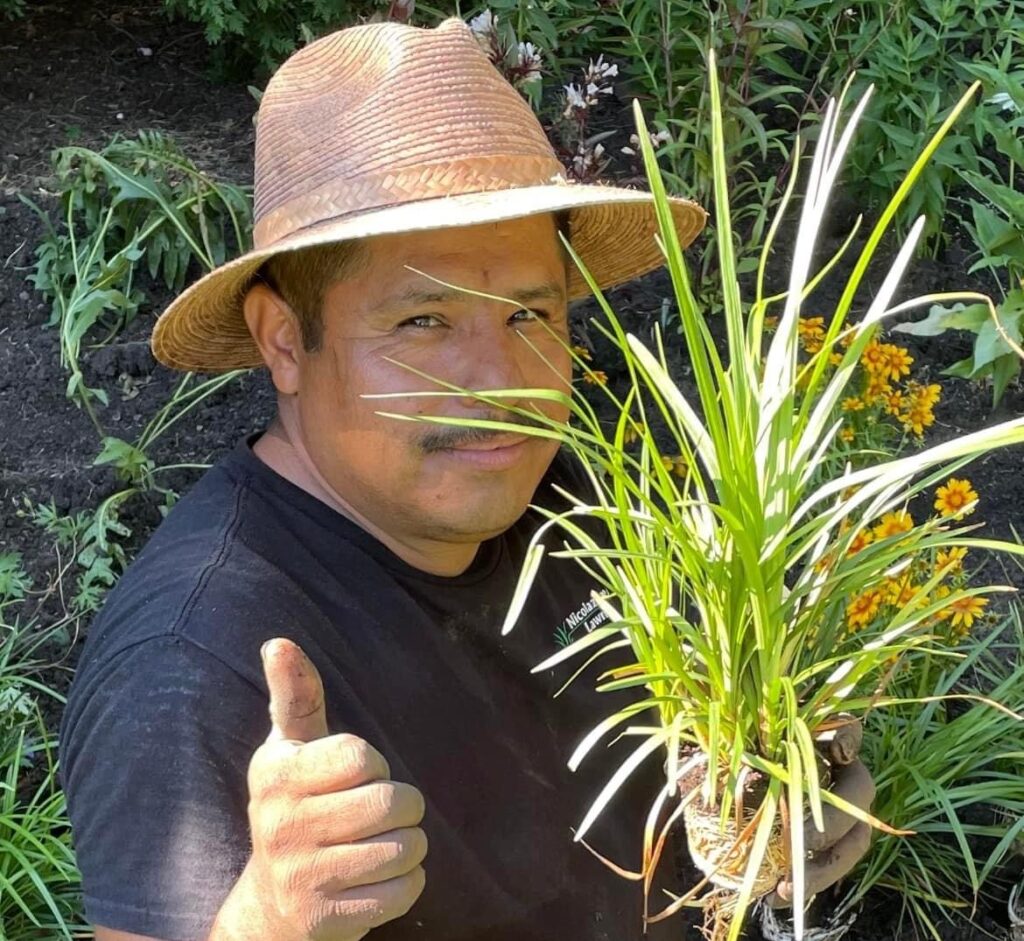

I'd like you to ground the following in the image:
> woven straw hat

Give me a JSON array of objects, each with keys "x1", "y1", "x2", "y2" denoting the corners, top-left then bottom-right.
[{"x1": 151, "y1": 17, "x2": 707, "y2": 372}]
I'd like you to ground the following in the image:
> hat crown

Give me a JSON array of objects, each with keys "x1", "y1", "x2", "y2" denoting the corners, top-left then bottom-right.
[{"x1": 252, "y1": 18, "x2": 566, "y2": 247}]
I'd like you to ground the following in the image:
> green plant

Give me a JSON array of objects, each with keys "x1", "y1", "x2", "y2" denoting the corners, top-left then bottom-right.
[
  {"x1": 94, "y1": 368, "x2": 245, "y2": 511},
  {"x1": 805, "y1": 0, "x2": 1024, "y2": 252},
  {"x1": 27, "y1": 500, "x2": 132, "y2": 616},
  {"x1": 0, "y1": 0, "x2": 25, "y2": 19},
  {"x1": 840, "y1": 617, "x2": 1024, "y2": 937},
  {"x1": 161, "y1": 0, "x2": 432, "y2": 78},
  {"x1": 369, "y1": 68, "x2": 1024, "y2": 939},
  {"x1": 22, "y1": 130, "x2": 251, "y2": 432},
  {"x1": 0, "y1": 583, "x2": 84, "y2": 939},
  {"x1": 591, "y1": 0, "x2": 808, "y2": 289},
  {"x1": 893, "y1": 64, "x2": 1024, "y2": 406}
]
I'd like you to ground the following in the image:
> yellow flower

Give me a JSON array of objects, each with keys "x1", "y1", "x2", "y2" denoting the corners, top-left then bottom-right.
[
  {"x1": 885, "y1": 575, "x2": 919, "y2": 609},
  {"x1": 947, "y1": 595, "x2": 988, "y2": 632},
  {"x1": 934, "y1": 478, "x2": 978, "y2": 517},
  {"x1": 883, "y1": 344, "x2": 914, "y2": 380},
  {"x1": 935, "y1": 546, "x2": 967, "y2": 573},
  {"x1": 659, "y1": 454, "x2": 688, "y2": 477},
  {"x1": 860, "y1": 339, "x2": 888, "y2": 375},
  {"x1": 623, "y1": 422, "x2": 647, "y2": 445},
  {"x1": 864, "y1": 374, "x2": 893, "y2": 405},
  {"x1": 583, "y1": 370, "x2": 608, "y2": 386},
  {"x1": 872, "y1": 509, "x2": 913, "y2": 542},
  {"x1": 898, "y1": 383, "x2": 941, "y2": 437},
  {"x1": 846, "y1": 589, "x2": 884, "y2": 630},
  {"x1": 841, "y1": 397, "x2": 865, "y2": 412},
  {"x1": 829, "y1": 352, "x2": 843, "y2": 367},
  {"x1": 839, "y1": 426, "x2": 855, "y2": 444},
  {"x1": 571, "y1": 344, "x2": 593, "y2": 362},
  {"x1": 798, "y1": 316, "x2": 826, "y2": 354},
  {"x1": 846, "y1": 527, "x2": 873, "y2": 556},
  {"x1": 882, "y1": 389, "x2": 904, "y2": 417},
  {"x1": 860, "y1": 339, "x2": 914, "y2": 382},
  {"x1": 763, "y1": 315, "x2": 779, "y2": 333}
]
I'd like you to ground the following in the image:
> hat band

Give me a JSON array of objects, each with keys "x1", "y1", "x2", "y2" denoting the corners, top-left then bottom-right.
[{"x1": 253, "y1": 154, "x2": 570, "y2": 247}]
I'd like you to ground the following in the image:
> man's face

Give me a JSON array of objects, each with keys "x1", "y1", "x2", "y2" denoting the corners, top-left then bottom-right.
[{"x1": 293, "y1": 214, "x2": 572, "y2": 549}]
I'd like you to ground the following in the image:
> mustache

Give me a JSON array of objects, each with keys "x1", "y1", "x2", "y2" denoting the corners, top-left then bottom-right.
[{"x1": 419, "y1": 413, "x2": 546, "y2": 453}]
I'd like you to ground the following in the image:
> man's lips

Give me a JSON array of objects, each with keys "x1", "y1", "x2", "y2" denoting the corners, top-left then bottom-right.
[
  {"x1": 447, "y1": 434, "x2": 530, "y2": 452},
  {"x1": 435, "y1": 434, "x2": 532, "y2": 469}
]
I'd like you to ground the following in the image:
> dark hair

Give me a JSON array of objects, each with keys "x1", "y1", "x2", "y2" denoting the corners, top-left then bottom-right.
[{"x1": 256, "y1": 209, "x2": 572, "y2": 352}]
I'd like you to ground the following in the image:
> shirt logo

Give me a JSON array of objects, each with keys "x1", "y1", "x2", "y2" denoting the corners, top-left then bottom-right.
[{"x1": 554, "y1": 595, "x2": 610, "y2": 648}]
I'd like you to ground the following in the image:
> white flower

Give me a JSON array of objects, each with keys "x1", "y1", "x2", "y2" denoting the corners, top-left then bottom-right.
[
  {"x1": 516, "y1": 40, "x2": 543, "y2": 83},
  {"x1": 988, "y1": 91, "x2": 1021, "y2": 115},
  {"x1": 586, "y1": 55, "x2": 618, "y2": 82},
  {"x1": 468, "y1": 9, "x2": 496, "y2": 39},
  {"x1": 621, "y1": 145, "x2": 636, "y2": 155},
  {"x1": 563, "y1": 83, "x2": 587, "y2": 116},
  {"x1": 651, "y1": 129, "x2": 672, "y2": 146}
]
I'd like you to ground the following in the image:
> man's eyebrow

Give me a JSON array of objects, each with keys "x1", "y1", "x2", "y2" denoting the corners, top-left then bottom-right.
[{"x1": 371, "y1": 280, "x2": 566, "y2": 311}]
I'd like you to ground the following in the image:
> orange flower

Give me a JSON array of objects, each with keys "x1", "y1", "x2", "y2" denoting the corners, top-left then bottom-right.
[
  {"x1": 841, "y1": 397, "x2": 865, "y2": 412},
  {"x1": 763, "y1": 315, "x2": 780, "y2": 333},
  {"x1": 885, "y1": 575, "x2": 919, "y2": 609},
  {"x1": 860, "y1": 339, "x2": 889, "y2": 375},
  {"x1": 799, "y1": 317, "x2": 826, "y2": 354},
  {"x1": 839, "y1": 426, "x2": 855, "y2": 444},
  {"x1": 872, "y1": 510, "x2": 913, "y2": 542},
  {"x1": 882, "y1": 389, "x2": 904, "y2": 417},
  {"x1": 934, "y1": 478, "x2": 978, "y2": 517},
  {"x1": 571, "y1": 344, "x2": 593, "y2": 362},
  {"x1": 846, "y1": 589, "x2": 884, "y2": 630},
  {"x1": 882, "y1": 343, "x2": 914, "y2": 381},
  {"x1": 583, "y1": 370, "x2": 608, "y2": 386},
  {"x1": 846, "y1": 527, "x2": 873, "y2": 556}
]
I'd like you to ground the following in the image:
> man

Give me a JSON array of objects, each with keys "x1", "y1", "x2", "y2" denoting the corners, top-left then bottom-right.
[{"x1": 58, "y1": 17, "x2": 873, "y2": 941}]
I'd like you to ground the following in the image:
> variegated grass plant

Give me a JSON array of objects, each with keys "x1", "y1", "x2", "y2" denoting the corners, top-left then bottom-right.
[{"x1": 368, "y1": 60, "x2": 1024, "y2": 941}]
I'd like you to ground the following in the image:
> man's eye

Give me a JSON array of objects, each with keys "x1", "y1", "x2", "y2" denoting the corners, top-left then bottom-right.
[
  {"x1": 398, "y1": 314, "x2": 444, "y2": 329},
  {"x1": 510, "y1": 308, "x2": 549, "y2": 323}
]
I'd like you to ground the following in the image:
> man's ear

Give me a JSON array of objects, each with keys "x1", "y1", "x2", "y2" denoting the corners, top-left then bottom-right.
[{"x1": 243, "y1": 281, "x2": 302, "y2": 395}]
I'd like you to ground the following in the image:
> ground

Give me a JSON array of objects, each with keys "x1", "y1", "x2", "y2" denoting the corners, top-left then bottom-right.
[{"x1": 1, "y1": 1, "x2": 1022, "y2": 939}]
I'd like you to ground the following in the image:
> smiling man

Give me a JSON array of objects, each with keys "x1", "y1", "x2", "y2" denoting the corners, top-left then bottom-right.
[{"x1": 58, "y1": 17, "x2": 873, "y2": 941}]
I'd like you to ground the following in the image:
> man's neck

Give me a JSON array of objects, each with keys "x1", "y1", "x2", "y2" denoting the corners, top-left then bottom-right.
[{"x1": 252, "y1": 417, "x2": 483, "y2": 577}]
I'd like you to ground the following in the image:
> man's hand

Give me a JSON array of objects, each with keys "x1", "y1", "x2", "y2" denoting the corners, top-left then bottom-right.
[
  {"x1": 765, "y1": 718, "x2": 875, "y2": 908},
  {"x1": 210, "y1": 638, "x2": 427, "y2": 941}
]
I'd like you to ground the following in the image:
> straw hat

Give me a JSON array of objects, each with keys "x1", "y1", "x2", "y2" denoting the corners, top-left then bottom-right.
[{"x1": 151, "y1": 17, "x2": 707, "y2": 373}]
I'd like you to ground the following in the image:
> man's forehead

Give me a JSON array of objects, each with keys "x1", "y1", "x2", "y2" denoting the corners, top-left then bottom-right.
[{"x1": 370, "y1": 279, "x2": 566, "y2": 312}]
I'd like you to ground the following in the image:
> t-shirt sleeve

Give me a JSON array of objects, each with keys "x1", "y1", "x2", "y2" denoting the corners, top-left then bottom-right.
[{"x1": 59, "y1": 634, "x2": 267, "y2": 941}]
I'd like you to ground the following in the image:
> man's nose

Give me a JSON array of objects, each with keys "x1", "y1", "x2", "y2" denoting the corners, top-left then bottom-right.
[{"x1": 456, "y1": 323, "x2": 529, "y2": 407}]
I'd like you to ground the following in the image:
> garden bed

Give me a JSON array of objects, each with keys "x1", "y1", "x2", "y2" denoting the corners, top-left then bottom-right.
[{"x1": 1, "y1": 1, "x2": 1022, "y2": 939}]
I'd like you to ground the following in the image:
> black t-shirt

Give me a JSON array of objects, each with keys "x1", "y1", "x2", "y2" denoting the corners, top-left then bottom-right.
[{"x1": 59, "y1": 436, "x2": 681, "y2": 941}]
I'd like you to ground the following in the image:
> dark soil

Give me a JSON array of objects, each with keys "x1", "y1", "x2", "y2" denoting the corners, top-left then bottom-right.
[{"x1": 1, "y1": 2, "x2": 1022, "y2": 940}]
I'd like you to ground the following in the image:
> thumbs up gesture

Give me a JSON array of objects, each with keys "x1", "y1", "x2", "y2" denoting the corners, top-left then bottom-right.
[{"x1": 212, "y1": 638, "x2": 427, "y2": 941}]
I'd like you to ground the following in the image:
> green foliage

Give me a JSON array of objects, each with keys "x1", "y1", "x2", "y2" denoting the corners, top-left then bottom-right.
[
  {"x1": 93, "y1": 368, "x2": 245, "y2": 513},
  {"x1": 0, "y1": 720, "x2": 83, "y2": 941},
  {"x1": 810, "y1": 0, "x2": 1024, "y2": 250},
  {"x1": 841, "y1": 617, "x2": 1024, "y2": 935},
  {"x1": 22, "y1": 130, "x2": 251, "y2": 432},
  {"x1": 27, "y1": 500, "x2": 132, "y2": 616},
  {"x1": 576, "y1": 0, "x2": 806, "y2": 286},
  {"x1": 0, "y1": 587, "x2": 84, "y2": 939},
  {"x1": 0, "y1": 0, "x2": 25, "y2": 19},
  {"x1": 162, "y1": 0, "x2": 400, "y2": 78}
]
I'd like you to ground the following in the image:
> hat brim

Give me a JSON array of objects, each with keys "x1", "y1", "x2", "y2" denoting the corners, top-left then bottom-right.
[{"x1": 151, "y1": 182, "x2": 707, "y2": 372}]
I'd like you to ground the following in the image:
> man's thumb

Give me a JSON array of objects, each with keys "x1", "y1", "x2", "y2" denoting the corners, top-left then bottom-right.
[{"x1": 261, "y1": 637, "x2": 329, "y2": 743}]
